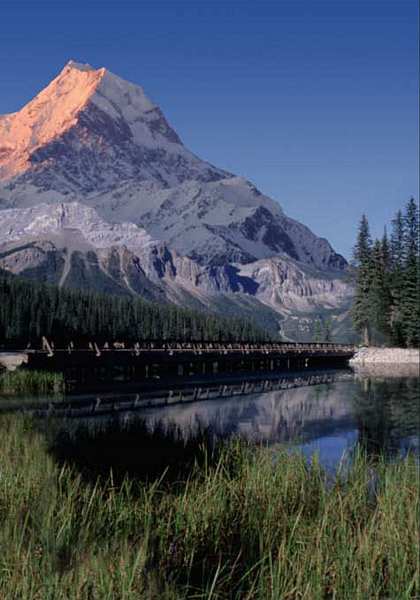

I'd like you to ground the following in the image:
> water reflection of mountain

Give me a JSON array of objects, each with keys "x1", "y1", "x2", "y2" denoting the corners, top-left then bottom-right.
[
  {"x1": 57, "y1": 369, "x2": 417, "y2": 469},
  {"x1": 139, "y1": 381, "x2": 357, "y2": 445},
  {"x1": 138, "y1": 375, "x2": 419, "y2": 460}
]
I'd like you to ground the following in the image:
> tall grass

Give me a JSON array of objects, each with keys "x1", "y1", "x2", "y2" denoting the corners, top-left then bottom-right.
[
  {"x1": 0, "y1": 369, "x2": 64, "y2": 396},
  {"x1": 0, "y1": 414, "x2": 418, "y2": 599}
]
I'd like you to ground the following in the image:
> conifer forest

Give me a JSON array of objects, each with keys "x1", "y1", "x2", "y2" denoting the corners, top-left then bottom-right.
[
  {"x1": 0, "y1": 271, "x2": 267, "y2": 347},
  {"x1": 351, "y1": 197, "x2": 419, "y2": 347}
]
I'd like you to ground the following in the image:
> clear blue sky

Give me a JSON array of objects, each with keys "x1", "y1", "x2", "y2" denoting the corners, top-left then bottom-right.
[{"x1": 1, "y1": 0, "x2": 418, "y2": 258}]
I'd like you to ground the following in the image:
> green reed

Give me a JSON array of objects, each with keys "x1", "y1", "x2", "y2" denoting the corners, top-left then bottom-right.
[
  {"x1": 0, "y1": 414, "x2": 418, "y2": 599},
  {"x1": 0, "y1": 369, "x2": 64, "y2": 396}
]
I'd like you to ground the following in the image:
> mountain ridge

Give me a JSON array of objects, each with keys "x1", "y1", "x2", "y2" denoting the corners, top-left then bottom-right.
[{"x1": 0, "y1": 61, "x2": 353, "y2": 340}]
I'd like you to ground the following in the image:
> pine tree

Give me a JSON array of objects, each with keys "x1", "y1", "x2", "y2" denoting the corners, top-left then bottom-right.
[
  {"x1": 389, "y1": 210, "x2": 406, "y2": 345},
  {"x1": 380, "y1": 229, "x2": 393, "y2": 339},
  {"x1": 380, "y1": 228, "x2": 391, "y2": 271},
  {"x1": 390, "y1": 210, "x2": 405, "y2": 268},
  {"x1": 313, "y1": 318, "x2": 322, "y2": 342},
  {"x1": 401, "y1": 198, "x2": 419, "y2": 347},
  {"x1": 323, "y1": 318, "x2": 333, "y2": 342},
  {"x1": 368, "y1": 238, "x2": 392, "y2": 343},
  {"x1": 351, "y1": 214, "x2": 373, "y2": 345}
]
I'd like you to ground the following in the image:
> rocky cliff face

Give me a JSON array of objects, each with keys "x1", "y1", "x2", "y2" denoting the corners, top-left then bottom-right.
[{"x1": 0, "y1": 61, "x2": 354, "y2": 340}]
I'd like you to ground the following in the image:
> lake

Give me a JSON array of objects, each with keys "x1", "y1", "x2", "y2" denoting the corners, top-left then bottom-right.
[
  {"x1": 3, "y1": 365, "x2": 418, "y2": 471},
  {"x1": 132, "y1": 367, "x2": 418, "y2": 468},
  {"x1": 41, "y1": 364, "x2": 416, "y2": 472}
]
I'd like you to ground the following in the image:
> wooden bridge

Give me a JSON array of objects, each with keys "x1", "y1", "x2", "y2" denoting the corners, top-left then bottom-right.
[{"x1": 8, "y1": 338, "x2": 355, "y2": 389}]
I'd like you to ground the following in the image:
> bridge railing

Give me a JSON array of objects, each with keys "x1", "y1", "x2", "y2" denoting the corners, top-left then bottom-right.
[{"x1": 21, "y1": 338, "x2": 356, "y2": 356}]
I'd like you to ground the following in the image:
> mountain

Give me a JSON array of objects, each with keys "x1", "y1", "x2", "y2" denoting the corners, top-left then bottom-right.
[{"x1": 0, "y1": 61, "x2": 354, "y2": 340}]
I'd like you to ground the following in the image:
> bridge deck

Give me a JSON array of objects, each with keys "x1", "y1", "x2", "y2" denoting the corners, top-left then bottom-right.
[
  {"x1": 25, "y1": 339, "x2": 356, "y2": 358},
  {"x1": 1, "y1": 340, "x2": 356, "y2": 388}
]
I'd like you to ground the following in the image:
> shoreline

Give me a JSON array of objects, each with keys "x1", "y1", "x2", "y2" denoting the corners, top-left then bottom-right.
[
  {"x1": 350, "y1": 346, "x2": 419, "y2": 366},
  {"x1": 0, "y1": 352, "x2": 28, "y2": 371}
]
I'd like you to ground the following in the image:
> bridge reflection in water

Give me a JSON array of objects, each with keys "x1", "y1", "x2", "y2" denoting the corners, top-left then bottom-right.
[
  {"x1": 12, "y1": 368, "x2": 417, "y2": 471},
  {"x1": 125, "y1": 372, "x2": 419, "y2": 466}
]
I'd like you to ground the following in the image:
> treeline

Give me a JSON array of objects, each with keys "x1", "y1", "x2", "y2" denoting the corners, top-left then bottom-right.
[
  {"x1": 351, "y1": 198, "x2": 419, "y2": 347},
  {"x1": 0, "y1": 272, "x2": 269, "y2": 347},
  {"x1": 313, "y1": 317, "x2": 333, "y2": 343}
]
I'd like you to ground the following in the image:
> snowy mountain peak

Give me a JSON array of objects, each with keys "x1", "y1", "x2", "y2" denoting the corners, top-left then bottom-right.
[
  {"x1": 64, "y1": 60, "x2": 159, "y2": 121},
  {"x1": 0, "y1": 61, "x2": 346, "y2": 279},
  {"x1": 66, "y1": 60, "x2": 96, "y2": 72},
  {"x1": 0, "y1": 61, "x2": 104, "y2": 178},
  {"x1": 0, "y1": 60, "x2": 185, "y2": 181},
  {"x1": 0, "y1": 62, "x2": 353, "y2": 337},
  {"x1": 91, "y1": 68, "x2": 166, "y2": 134},
  {"x1": 0, "y1": 59, "x2": 228, "y2": 198}
]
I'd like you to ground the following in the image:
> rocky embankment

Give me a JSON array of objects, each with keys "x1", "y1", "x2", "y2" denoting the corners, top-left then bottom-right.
[
  {"x1": 350, "y1": 347, "x2": 419, "y2": 366},
  {"x1": 0, "y1": 353, "x2": 28, "y2": 372}
]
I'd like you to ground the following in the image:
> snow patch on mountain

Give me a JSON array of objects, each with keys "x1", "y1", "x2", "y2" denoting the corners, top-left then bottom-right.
[{"x1": 0, "y1": 202, "x2": 156, "y2": 252}]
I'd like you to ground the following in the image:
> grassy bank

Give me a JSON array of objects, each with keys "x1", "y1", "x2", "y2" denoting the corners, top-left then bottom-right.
[
  {"x1": 0, "y1": 415, "x2": 418, "y2": 599},
  {"x1": 0, "y1": 369, "x2": 64, "y2": 396}
]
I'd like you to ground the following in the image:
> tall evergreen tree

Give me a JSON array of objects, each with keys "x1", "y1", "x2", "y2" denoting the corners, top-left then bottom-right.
[
  {"x1": 401, "y1": 198, "x2": 419, "y2": 347},
  {"x1": 390, "y1": 210, "x2": 405, "y2": 268},
  {"x1": 380, "y1": 229, "x2": 393, "y2": 339},
  {"x1": 389, "y1": 210, "x2": 406, "y2": 344},
  {"x1": 323, "y1": 318, "x2": 333, "y2": 342},
  {"x1": 380, "y1": 228, "x2": 391, "y2": 271},
  {"x1": 313, "y1": 318, "x2": 322, "y2": 342},
  {"x1": 368, "y1": 238, "x2": 392, "y2": 343},
  {"x1": 351, "y1": 214, "x2": 373, "y2": 345}
]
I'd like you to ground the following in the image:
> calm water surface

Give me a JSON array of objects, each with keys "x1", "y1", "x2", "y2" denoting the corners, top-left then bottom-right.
[
  {"x1": 4, "y1": 366, "x2": 418, "y2": 470},
  {"x1": 72, "y1": 365, "x2": 417, "y2": 470}
]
